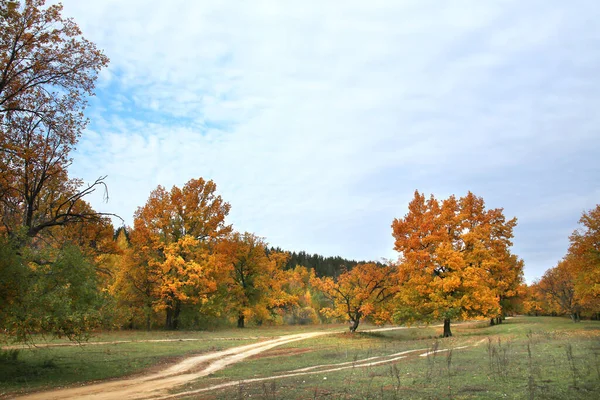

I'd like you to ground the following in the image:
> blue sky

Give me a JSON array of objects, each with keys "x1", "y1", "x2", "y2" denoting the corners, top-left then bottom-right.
[{"x1": 58, "y1": 0, "x2": 600, "y2": 282}]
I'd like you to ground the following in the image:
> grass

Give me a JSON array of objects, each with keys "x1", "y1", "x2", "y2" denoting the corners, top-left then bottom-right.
[
  {"x1": 0, "y1": 324, "x2": 345, "y2": 396},
  {"x1": 1, "y1": 318, "x2": 599, "y2": 399},
  {"x1": 172, "y1": 317, "x2": 600, "y2": 399}
]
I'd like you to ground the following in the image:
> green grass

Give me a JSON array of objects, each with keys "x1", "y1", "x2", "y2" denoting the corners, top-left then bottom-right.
[
  {"x1": 175, "y1": 317, "x2": 600, "y2": 399},
  {"x1": 2, "y1": 318, "x2": 599, "y2": 399},
  {"x1": 0, "y1": 324, "x2": 338, "y2": 396}
]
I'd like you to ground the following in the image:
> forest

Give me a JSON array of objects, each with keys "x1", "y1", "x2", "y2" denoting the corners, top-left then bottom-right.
[{"x1": 1, "y1": 0, "x2": 599, "y2": 349}]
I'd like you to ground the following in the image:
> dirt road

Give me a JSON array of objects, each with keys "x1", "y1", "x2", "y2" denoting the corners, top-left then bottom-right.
[
  {"x1": 15, "y1": 332, "x2": 331, "y2": 400},
  {"x1": 15, "y1": 323, "x2": 485, "y2": 399}
]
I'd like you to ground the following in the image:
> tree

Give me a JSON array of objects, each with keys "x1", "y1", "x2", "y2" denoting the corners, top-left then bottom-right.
[
  {"x1": 128, "y1": 178, "x2": 231, "y2": 330},
  {"x1": 1, "y1": 0, "x2": 110, "y2": 238},
  {"x1": 538, "y1": 259, "x2": 581, "y2": 321},
  {"x1": 568, "y1": 205, "x2": 600, "y2": 315},
  {"x1": 214, "y1": 232, "x2": 291, "y2": 328},
  {"x1": 0, "y1": 0, "x2": 112, "y2": 343},
  {"x1": 281, "y1": 265, "x2": 321, "y2": 325},
  {"x1": 392, "y1": 191, "x2": 520, "y2": 337},
  {"x1": 522, "y1": 282, "x2": 547, "y2": 316},
  {"x1": 536, "y1": 205, "x2": 600, "y2": 320},
  {"x1": 312, "y1": 263, "x2": 396, "y2": 332},
  {"x1": 109, "y1": 228, "x2": 161, "y2": 330},
  {"x1": 0, "y1": 235, "x2": 104, "y2": 343}
]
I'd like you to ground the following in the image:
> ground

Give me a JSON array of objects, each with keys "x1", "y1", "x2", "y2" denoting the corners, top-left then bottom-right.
[{"x1": 1, "y1": 317, "x2": 599, "y2": 399}]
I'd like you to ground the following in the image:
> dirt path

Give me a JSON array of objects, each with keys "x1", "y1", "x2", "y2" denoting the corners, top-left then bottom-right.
[
  {"x1": 154, "y1": 338, "x2": 487, "y2": 399},
  {"x1": 15, "y1": 332, "x2": 331, "y2": 400},
  {"x1": 1, "y1": 337, "x2": 263, "y2": 351},
  {"x1": 14, "y1": 322, "x2": 489, "y2": 400}
]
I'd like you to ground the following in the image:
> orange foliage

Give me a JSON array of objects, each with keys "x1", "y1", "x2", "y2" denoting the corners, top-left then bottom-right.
[
  {"x1": 311, "y1": 263, "x2": 396, "y2": 332},
  {"x1": 537, "y1": 204, "x2": 600, "y2": 319},
  {"x1": 392, "y1": 191, "x2": 522, "y2": 336},
  {"x1": 120, "y1": 178, "x2": 231, "y2": 330},
  {"x1": 213, "y1": 232, "x2": 291, "y2": 328}
]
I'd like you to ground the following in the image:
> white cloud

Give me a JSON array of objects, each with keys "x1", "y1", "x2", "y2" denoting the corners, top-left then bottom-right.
[{"x1": 57, "y1": 0, "x2": 600, "y2": 281}]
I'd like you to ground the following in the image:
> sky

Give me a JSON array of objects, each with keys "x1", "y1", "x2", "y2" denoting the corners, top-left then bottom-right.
[{"x1": 55, "y1": 0, "x2": 599, "y2": 283}]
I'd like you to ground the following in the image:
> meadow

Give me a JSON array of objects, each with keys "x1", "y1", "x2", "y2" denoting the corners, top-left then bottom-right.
[{"x1": 1, "y1": 317, "x2": 599, "y2": 399}]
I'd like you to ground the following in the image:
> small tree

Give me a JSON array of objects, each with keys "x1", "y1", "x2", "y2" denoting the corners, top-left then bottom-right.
[
  {"x1": 214, "y1": 232, "x2": 291, "y2": 328},
  {"x1": 312, "y1": 263, "x2": 396, "y2": 332}
]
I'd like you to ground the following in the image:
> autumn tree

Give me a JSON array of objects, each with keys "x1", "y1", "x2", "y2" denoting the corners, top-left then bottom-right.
[
  {"x1": 214, "y1": 232, "x2": 291, "y2": 328},
  {"x1": 312, "y1": 263, "x2": 396, "y2": 332},
  {"x1": 568, "y1": 205, "x2": 600, "y2": 315},
  {"x1": 0, "y1": 0, "x2": 112, "y2": 342},
  {"x1": 127, "y1": 178, "x2": 231, "y2": 330},
  {"x1": 281, "y1": 265, "x2": 321, "y2": 325},
  {"x1": 392, "y1": 191, "x2": 521, "y2": 337},
  {"x1": 537, "y1": 205, "x2": 600, "y2": 320},
  {"x1": 538, "y1": 258, "x2": 582, "y2": 320},
  {"x1": 0, "y1": 0, "x2": 110, "y2": 238}
]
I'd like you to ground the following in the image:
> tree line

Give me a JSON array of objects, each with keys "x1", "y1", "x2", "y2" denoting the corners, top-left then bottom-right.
[
  {"x1": 523, "y1": 205, "x2": 600, "y2": 321},
  {"x1": 1, "y1": 0, "x2": 597, "y2": 344}
]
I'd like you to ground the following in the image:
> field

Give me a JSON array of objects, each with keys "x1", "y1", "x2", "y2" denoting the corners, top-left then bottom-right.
[{"x1": 1, "y1": 317, "x2": 599, "y2": 399}]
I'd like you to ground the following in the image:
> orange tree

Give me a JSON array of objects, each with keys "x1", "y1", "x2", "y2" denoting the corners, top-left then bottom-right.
[
  {"x1": 213, "y1": 232, "x2": 291, "y2": 328},
  {"x1": 312, "y1": 263, "x2": 396, "y2": 332},
  {"x1": 124, "y1": 178, "x2": 231, "y2": 330},
  {"x1": 568, "y1": 205, "x2": 600, "y2": 316},
  {"x1": 538, "y1": 204, "x2": 600, "y2": 320},
  {"x1": 391, "y1": 191, "x2": 521, "y2": 337},
  {"x1": 281, "y1": 265, "x2": 321, "y2": 325},
  {"x1": 538, "y1": 258, "x2": 581, "y2": 321}
]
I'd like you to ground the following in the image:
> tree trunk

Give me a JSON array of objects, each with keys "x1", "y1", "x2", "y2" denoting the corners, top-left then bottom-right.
[
  {"x1": 165, "y1": 300, "x2": 181, "y2": 330},
  {"x1": 349, "y1": 318, "x2": 360, "y2": 333},
  {"x1": 172, "y1": 301, "x2": 181, "y2": 330},
  {"x1": 165, "y1": 309, "x2": 173, "y2": 330},
  {"x1": 237, "y1": 313, "x2": 245, "y2": 328},
  {"x1": 443, "y1": 318, "x2": 452, "y2": 337},
  {"x1": 496, "y1": 316, "x2": 502, "y2": 325},
  {"x1": 490, "y1": 318, "x2": 495, "y2": 326},
  {"x1": 146, "y1": 302, "x2": 152, "y2": 331}
]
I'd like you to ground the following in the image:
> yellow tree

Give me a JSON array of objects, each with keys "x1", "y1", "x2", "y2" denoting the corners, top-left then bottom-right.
[
  {"x1": 522, "y1": 282, "x2": 547, "y2": 316},
  {"x1": 109, "y1": 228, "x2": 162, "y2": 330},
  {"x1": 392, "y1": 191, "x2": 519, "y2": 337},
  {"x1": 130, "y1": 178, "x2": 231, "y2": 329},
  {"x1": 312, "y1": 263, "x2": 396, "y2": 332},
  {"x1": 538, "y1": 258, "x2": 581, "y2": 321},
  {"x1": 568, "y1": 205, "x2": 600, "y2": 315},
  {"x1": 281, "y1": 265, "x2": 320, "y2": 325},
  {"x1": 214, "y1": 232, "x2": 291, "y2": 328}
]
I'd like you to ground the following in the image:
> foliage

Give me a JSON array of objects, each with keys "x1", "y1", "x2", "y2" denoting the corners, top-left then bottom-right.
[
  {"x1": 392, "y1": 191, "x2": 522, "y2": 336},
  {"x1": 114, "y1": 178, "x2": 231, "y2": 330},
  {"x1": 0, "y1": 0, "x2": 111, "y2": 238},
  {"x1": 214, "y1": 232, "x2": 292, "y2": 328},
  {"x1": 312, "y1": 263, "x2": 396, "y2": 332},
  {"x1": 0, "y1": 236, "x2": 103, "y2": 343},
  {"x1": 276, "y1": 248, "x2": 380, "y2": 277},
  {"x1": 535, "y1": 204, "x2": 600, "y2": 319}
]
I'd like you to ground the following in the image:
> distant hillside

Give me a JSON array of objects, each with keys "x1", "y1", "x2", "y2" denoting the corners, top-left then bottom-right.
[{"x1": 269, "y1": 247, "x2": 383, "y2": 278}]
